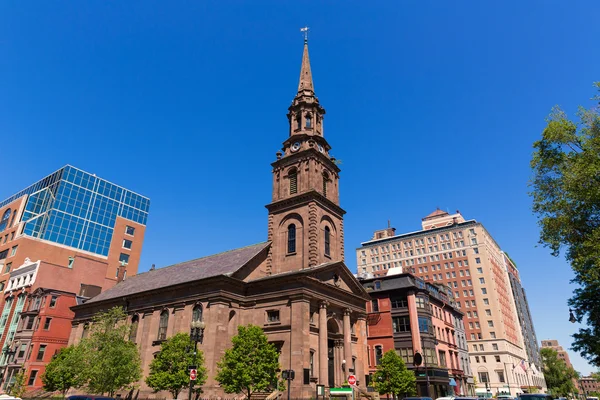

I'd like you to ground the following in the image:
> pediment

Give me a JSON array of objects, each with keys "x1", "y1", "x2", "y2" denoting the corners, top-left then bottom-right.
[{"x1": 306, "y1": 261, "x2": 370, "y2": 299}]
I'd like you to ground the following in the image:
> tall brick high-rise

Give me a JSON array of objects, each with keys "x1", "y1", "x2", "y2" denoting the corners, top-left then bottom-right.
[{"x1": 356, "y1": 210, "x2": 547, "y2": 396}]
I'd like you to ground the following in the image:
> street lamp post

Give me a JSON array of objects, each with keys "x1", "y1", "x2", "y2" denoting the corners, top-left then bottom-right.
[
  {"x1": 188, "y1": 320, "x2": 206, "y2": 400},
  {"x1": 0, "y1": 344, "x2": 16, "y2": 389}
]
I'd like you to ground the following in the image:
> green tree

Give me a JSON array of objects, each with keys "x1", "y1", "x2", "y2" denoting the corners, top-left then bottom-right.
[
  {"x1": 530, "y1": 82, "x2": 600, "y2": 367},
  {"x1": 146, "y1": 333, "x2": 207, "y2": 398},
  {"x1": 540, "y1": 348, "x2": 578, "y2": 396},
  {"x1": 373, "y1": 350, "x2": 416, "y2": 399},
  {"x1": 9, "y1": 371, "x2": 27, "y2": 398},
  {"x1": 215, "y1": 324, "x2": 283, "y2": 399},
  {"x1": 83, "y1": 306, "x2": 142, "y2": 396},
  {"x1": 42, "y1": 345, "x2": 86, "y2": 397}
]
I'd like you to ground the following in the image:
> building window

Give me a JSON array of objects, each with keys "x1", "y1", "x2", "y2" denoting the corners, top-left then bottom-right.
[
  {"x1": 18, "y1": 344, "x2": 27, "y2": 359},
  {"x1": 439, "y1": 350, "x2": 447, "y2": 367},
  {"x1": 479, "y1": 278, "x2": 485, "y2": 284},
  {"x1": 416, "y1": 296, "x2": 428, "y2": 309},
  {"x1": 68, "y1": 257, "x2": 74, "y2": 268},
  {"x1": 49, "y1": 295, "x2": 58, "y2": 308},
  {"x1": 26, "y1": 316, "x2": 34, "y2": 330},
  {"x1": 130, "y1": 315, "x2": 139, "y2": 342},
  {"x1": 310, "y1": 351, "x2": 315, "y2": 376},
  {"x1": 397, "y1": 347, "x2": 413, "y2": 364},
  {"x1": 119, "y1": 253, "x2": 130, "y2": 265},
  {"x1": 10, "y1": 246, "x2": 17, "y2": 257},
  {"x1": 475, "y1": 257, "x2": 481, "y2": 264},
  {"x1": 44, "y1": 317, "x2": 52, "y2": 330},
  {"x1": 481, "y1": 288, "x2": 487, "y2": 295},
  {"x1": 295, "y1": 115, "x2": 301, "y2": 130},
  {"x1": 289, "y1": 169, "x2": 298, "y2": 195},
  {"x1": 488, "y1": 320, "x2": 494, "y2": 327},
  {"x1": 371, "y1": 299, "x2": 379, "y2": 313},
  {"x1": 287, "y1": 224, "x2": 296, "y2": 254},
  {"x1": 418, "y1": 317, "x2": 432, "y2": 333},
  {"x1": 0, "y1": 209, "x2": 11, "y2": 233},
  {"x1": 483, "y1": 298, "x2": 489, "y2": 305},
  {"x1": 490, "y1": 332, "x2": 496, "y2": 338},
  {"x1": 158, "y1": 310, "x2": 169, "y2": 341},
  {"x1": 392, "y1": 316, "x2": 411, "y2": 333},
  {"x1": 267, "y1": 310, "x2": 280, "y2": 323},
  {"x1": 27, "y1": 370, "x2": 38, "y2": 386},
  {"x1": 305, "y1": 114, "x2": 312, "y2": 128},
  {"x1": 375, "y1": 346, "x2": 383, "y2": 365},
  {"x1": 123, "y1": 239, "x2": 133, "y2": 250},
  {"x1": 391, "y1": 296, "x2": 408, "y2": 308},
  {"x1": 4, "y1": 262, "x2": 11, "y2": 274},
  {"x1": 36, "y1": 344, "x2": 47, "y2": 361},
  {"x1": 495, "y1": 355, "x2": 501, "y2": 363},
  {"x1": 324, "y1": 226, "x2": 331, "y2": 256},
  {"x1": 497, "y1": 371, "x2": 505, "y2": 383},
  {"x1": 125, "y1": 226, "x2": 135, "y2": 236}
]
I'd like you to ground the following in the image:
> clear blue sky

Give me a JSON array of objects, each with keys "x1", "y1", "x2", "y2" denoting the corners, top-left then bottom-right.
[{"x1": 1, "y1": 1, "x2": 598, "y2": 374}]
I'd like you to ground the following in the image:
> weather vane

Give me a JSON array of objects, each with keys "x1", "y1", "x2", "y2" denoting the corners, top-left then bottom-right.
[{"x1": 300, "y1": 26, "x2": 309, "y2": 43}]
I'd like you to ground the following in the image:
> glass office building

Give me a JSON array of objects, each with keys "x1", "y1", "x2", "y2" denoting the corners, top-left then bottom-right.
[{"x1": 0, "y1": 165, "x2": 149, "y2": 257}]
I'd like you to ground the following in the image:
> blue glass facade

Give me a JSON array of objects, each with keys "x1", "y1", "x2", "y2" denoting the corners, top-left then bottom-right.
[{"x1": 1, "y1": 165, "x2": 149, "y2": 257}]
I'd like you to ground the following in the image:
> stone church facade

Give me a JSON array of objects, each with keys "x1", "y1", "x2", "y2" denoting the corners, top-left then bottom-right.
[{"x1": 69, "y1": 39, "x2": 370, "y2": 399}]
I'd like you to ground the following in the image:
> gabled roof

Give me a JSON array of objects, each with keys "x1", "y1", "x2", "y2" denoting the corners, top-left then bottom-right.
[{"x1": 87, "y1": 242, "x2": 270, "y2": 304}]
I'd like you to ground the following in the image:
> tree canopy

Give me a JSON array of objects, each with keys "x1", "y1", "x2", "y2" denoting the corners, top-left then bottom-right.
[
  {"x1": 215, "y1": 324, "x2": 283, "y2": 399},
  {"x1": 540, "y1": 348, "x2": 578, "y2": 396},
  {"x1": 530, "y1": 82, "x2": 600, "y2": 367},
  {"x1": 42, "y1": 345, "x2": 86, "y2": 397},
  {"x1": 146, "y1": 332, "x2": 207, "y2": 398},
  {"x1": 373, "y1": 350, "x2": 416, "y2": 399}
]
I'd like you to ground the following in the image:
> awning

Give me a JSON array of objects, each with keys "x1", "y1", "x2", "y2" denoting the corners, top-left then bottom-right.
[{"x1": 449, "y1": 378, "x2": 457, "y2": 386}]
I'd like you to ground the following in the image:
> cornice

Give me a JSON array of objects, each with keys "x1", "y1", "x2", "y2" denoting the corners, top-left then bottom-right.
[
  {"x1": 265, "y1": 189, "x2": 346, "y2": 217},
  {"x1": 271, "y1": 146, "x2": 340, "y2": 173}
]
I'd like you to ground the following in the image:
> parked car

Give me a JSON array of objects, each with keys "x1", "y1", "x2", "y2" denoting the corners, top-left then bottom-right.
[
  {"x1": 403, "y1": 397, "x2": 433, "y2": 400},
  {"x1": 518, "y1": 395, "x2": 553, "y2": 400},
  {"x1": 67, "y1": 396, "x2": 115, "y2": 400}
]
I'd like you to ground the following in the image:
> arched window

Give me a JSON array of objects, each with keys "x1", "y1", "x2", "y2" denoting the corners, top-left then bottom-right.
[
  {"x1": 0, "y1": 209, "x2": 11, "y2": 233},
  {"x1": 289, "y1": 169, "x2": 298, "y2": 195},
  {"x1": 158, "y1": 310, "x2": 168, "y2": 341},
  {"x1": 305, "y1": 114, "x2": 312, "y2": 128},
  {"x1": 296, "y1": 115, "x2": 301, "y2": 130},
  {"x1": 192, "y1": 304, "x2": 203, "y2": 323},
  {"x1": 324, "y1": 226, "x2": 331, "y2": 257},
  {"x1": 129, "y1": 315, "x2": 139, "y2": 343},
  {"x1": 287, "y1": 224, "x2": 296, "y2": 254},
  {"x1": 322, "y1": 172, "x2": 329, "y2": 198}
]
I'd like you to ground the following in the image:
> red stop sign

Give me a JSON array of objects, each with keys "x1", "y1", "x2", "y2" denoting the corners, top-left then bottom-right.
[
  {"x1": 348, "y1": 375, "x2": 356, "y2": 385},
  {"x1": 190, "y1": 369, "x2": 197, "y2": 380}
]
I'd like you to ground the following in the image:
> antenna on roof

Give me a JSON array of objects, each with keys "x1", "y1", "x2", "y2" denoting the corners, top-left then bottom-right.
[{"x1": 387, "y1": 220, "x2": 391, "y2": 228}]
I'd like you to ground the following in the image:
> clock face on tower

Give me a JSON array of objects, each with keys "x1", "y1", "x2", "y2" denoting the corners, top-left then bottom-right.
[
  {"x1": 317, "y1": 144, "x2": 324, "y2": 153},
  {"x1": 291, "y1": 142, "x2": 301, "y2": 152}
]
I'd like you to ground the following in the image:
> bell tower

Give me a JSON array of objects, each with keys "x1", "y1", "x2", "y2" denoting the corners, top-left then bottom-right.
[{"x1": 266, "y1": 36, "x2": 345, "y2": 275}]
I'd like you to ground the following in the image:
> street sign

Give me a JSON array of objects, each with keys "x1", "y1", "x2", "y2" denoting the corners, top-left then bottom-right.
[
  {"x1": 190, "y1": 369, "x2": 197, "y2": 381},
  {"x1": 348, "y1": 375, "x2": 357, "y2": 385}
]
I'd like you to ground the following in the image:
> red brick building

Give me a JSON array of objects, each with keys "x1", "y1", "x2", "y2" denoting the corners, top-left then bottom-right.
[{"x1": 361, "y1": 272, "x2": 474, "y2": 398}]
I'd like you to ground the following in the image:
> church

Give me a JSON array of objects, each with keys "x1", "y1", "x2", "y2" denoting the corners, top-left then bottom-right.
[{"x1": 69, "y1": 38, "x2": 370, "y2": 399}]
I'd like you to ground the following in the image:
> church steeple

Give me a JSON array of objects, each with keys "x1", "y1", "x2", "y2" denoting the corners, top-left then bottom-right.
[
  {"x1": 298, "y1": 40, "x2": 314, "y2": 92},
  {"x1": 265, "y1": 36, "x2": 346, "y2": 276}
]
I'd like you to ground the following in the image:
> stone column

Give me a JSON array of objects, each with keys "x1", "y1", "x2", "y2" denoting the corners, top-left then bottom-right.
[
  {"x1": 319, "y1": 301, "x2": 328, "y2": 387},
  {"x1": 343, "y1": 309, "x2": 352, "y2": 378}
]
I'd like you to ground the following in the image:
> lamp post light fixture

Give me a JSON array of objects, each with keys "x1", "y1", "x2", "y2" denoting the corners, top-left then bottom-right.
[
  {"x1": 569, "y1": 309, "x2": 577, "y2": 324},
  {"x1": 188, "y1": 320, "x2": 206, "y2": 400}
]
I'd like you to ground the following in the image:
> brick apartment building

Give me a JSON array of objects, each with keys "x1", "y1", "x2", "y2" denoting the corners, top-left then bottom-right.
[
  {"x1": 0, "y1": 166, "x2": 149, "y2": 391},
  {"x1": 361, "y1": 272, "x2": 474, "y2": 397},
  {"x1": 578, "y1": 375, "x2": 600, "y2": 396},
  {"x1": 356, "y1": 211, "x2": 546, "y2": 396}
]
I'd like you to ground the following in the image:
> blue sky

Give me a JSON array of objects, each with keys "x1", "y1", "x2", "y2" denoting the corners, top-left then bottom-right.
[{"x1": 1, "y1": 1, "x2": 598, "y2": 374}]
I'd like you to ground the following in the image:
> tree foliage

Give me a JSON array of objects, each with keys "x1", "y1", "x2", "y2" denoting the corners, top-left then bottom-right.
[
  {"x1": 146, "y1": 332, "x2": 207, "y2": 398},
  {"x1": 540, "y1": 348, "x2": 578, "y2": 396},
  {"x1": 215, "y1": 324, "x2": 283, "y2": 399},
  {"x1": 83, "y1": 307, "x2": 142, "y2": 396},
  {"x1": 530, "y1": 82, "x2": 600, "y2": 366},
  {"x1": 8, "y1": 371, "x2": 27, "y2": 398},
  {"x1": 42, "y1": 345, "x2": 86, "y2": 397},
  {"x1": 373, "y1": 350, "x2": 416, "y2": 399}
]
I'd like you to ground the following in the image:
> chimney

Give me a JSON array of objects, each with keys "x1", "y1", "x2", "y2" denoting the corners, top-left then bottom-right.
[{"x1": 116, "y1": 265, "x2": 127, "y2": 283}]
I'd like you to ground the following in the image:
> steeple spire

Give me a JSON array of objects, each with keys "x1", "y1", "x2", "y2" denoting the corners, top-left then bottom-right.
[{"x1": 297, "y1": 32, "x2": 314, "y2": 92}]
